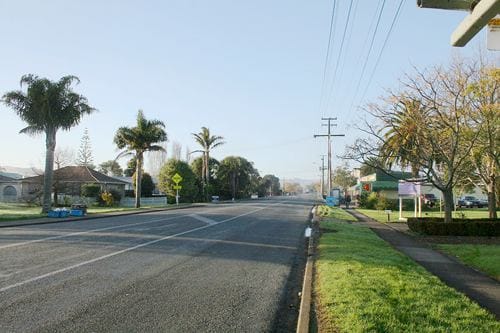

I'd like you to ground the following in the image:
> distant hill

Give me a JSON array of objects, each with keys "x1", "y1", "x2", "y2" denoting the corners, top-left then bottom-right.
[{"x1": 0, "y1": 166, "x2": 42, "y2": 179}]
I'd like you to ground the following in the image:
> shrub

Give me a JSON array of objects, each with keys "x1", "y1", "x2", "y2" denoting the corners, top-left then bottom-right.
[
  {"x1": 81, "y1": 183, "x2": 101, "y2": 198},
  {"x1": 100, "y1": 191, "x2": 114, "y2": 206},
  {"x1": 407, "y1": 218, "x2": 500, "y2": 236},
  {"x1": 375, "y1": 195, "x2": 390, "y2": 210}
]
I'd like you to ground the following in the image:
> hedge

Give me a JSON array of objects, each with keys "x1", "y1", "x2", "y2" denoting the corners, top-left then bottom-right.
[{"x1": 407, "y1": 218, "x2": 500, "y2": 236}]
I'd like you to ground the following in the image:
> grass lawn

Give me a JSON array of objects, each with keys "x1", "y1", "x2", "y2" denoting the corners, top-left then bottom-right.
[
  {"x1": 315, "y1": 208, "x2": 499, "y2": 332},
  {"x1": 356, "y1": 208, "x2": 493, "y2": 223},
  {"x1": 0, "y1": 203, "x2": 45, "y2": 221},
  {"x1": 0, "y1": 202, "x2": 194, "y2": 222},
  {"x1": 316, "y1": 205, "x2": 357, "y2": 222},
  {"x1": 436, "y1": 244, "x2": 500, "y2": 281}
]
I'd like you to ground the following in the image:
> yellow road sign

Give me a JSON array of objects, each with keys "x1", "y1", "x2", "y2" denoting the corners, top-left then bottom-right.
[
  {"x1": 173, "y1": 185, "x2": 182, "y2": 190},
  {"x1": 172, "y1": 173, "x2": 183, "y2": 184}
]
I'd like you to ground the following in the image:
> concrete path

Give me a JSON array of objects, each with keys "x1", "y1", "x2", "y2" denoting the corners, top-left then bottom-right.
[{"x1": 349, "y1": 209, "x2": 500, "y2": 320}]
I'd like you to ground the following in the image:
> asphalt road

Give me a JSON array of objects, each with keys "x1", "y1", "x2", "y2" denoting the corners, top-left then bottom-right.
[{"x1": 0, "y1": 197, "x2": 312, "y2": 332}]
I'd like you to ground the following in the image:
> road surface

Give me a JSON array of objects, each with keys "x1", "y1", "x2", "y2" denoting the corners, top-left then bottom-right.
[{"x1": 0, "y1": 198, "x2": 312, "y2": 332}]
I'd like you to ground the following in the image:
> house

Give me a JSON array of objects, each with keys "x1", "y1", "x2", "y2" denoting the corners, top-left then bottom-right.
[
  {"x1": 0, "y1": 174, "x2": 22, "y2": 202},
  {"x1": 350, "y1": 170, "x2": 414, "y2": 199},
  {"x1": 20, "y1": 166, "x2": 128, "y2": 201}
]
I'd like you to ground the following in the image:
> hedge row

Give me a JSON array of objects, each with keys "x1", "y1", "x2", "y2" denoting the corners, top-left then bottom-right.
[{"x1": 407, "y1": 218, "x2": 500, "y2": 236}]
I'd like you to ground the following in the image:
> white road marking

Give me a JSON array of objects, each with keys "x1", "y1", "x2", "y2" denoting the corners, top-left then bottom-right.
[
  {"x1": 189, "y1": 214, "x2": 217, "y2": 225},
  {"x1": 0, "y1": 204, "x2": 278, "y2": 293}
]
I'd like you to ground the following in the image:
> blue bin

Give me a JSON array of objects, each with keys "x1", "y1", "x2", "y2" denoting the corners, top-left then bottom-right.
[{"x1": 70, "y1": 209, "x2": 85, "y2": 217}]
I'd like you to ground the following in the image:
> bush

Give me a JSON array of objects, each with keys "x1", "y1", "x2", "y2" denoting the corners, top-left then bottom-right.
[
  {"x1": 407, "y1": 218, "x2": 500, "y2": 236},
  {"x1": 81, "y1": 183, "x2": 101, "y2": 198},
  {"x1": 100, "y1": 191, "x2": 114, "y2": 206}
]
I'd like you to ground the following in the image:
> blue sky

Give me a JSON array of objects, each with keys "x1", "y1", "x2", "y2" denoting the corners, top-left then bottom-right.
[{"x1": 0, "y1": 0, "x2": 495, "y2": 180}]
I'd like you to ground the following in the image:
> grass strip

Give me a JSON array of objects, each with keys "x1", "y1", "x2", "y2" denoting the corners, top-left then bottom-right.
[
  {"x1": 316, "y1": 205, "x2": 357, "y2": 222},
  {"x1": 315, "y1": 213, "x2": 499, "y2": 332},
  {"x1": 437, "y1": 244, "x2": 500, "y2": 281}
]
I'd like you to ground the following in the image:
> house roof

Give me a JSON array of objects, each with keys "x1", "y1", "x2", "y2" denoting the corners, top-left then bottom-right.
[
  {"x1": 0, "y1": 174, "x2": 18, "y2": 182},
  {"x1": 21, "y1": 166, "x2": 128, "y2": 184}
]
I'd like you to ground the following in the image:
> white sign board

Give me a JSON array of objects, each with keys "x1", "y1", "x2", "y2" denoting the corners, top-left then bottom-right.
[
  {"x1": 487, "y1": 15, "x2": 500, "y2": 51},
  {"x1": 398, "y1": 182, "x2": 421, "y2": 196}
]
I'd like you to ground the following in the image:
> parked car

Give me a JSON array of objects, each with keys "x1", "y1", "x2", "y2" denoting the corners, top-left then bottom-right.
[
  {"x1": 421, "y1": 193, "x2": 437, "y2": 207},
  {"x1": 457, "y1": 196, "x2": 484, "y2": 208}
]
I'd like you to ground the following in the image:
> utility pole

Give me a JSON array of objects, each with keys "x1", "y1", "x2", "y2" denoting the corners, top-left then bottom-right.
[
  {"x1": 319, "y1": 155, "x2": 326, "y2": 197},
  {"x1": 314, "y1": 117, "x2": 345, "y2": 196}
]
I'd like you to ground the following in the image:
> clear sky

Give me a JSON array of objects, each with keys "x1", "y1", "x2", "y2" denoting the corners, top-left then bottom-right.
[{"x1": 0, "y1": 0, "x2": 496, "y2": 181}]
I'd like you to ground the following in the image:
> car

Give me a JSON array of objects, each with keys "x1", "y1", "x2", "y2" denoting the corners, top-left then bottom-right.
[
  {"x1": 457, "y1": 196, "x2": 484, "y2": 208},
  {"x1": 421, "y1": 193, "x2": 437, "y2": 207}
]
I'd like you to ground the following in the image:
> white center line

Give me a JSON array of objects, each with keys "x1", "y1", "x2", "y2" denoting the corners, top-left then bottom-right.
[{"x1": 0, "y1": 203, "x2": 280, "y2": 293}]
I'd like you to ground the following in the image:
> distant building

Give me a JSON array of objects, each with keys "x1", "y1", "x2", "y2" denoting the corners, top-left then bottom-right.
[
  {"x1": 20, "y1": 166, "x2": 128, "y2": 201},
  {"x1": 350, "y1": 170, "x2": 414, "y2": 199}
]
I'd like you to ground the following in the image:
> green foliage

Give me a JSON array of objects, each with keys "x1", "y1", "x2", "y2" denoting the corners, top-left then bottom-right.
[
  {"x1": 2, "y1": 74, "x2": 95, "y2": 213},
  {"x1": 76, "y1": 128, "x2": 95, "y2": 169},
  {"x1": 407, "y1": 218, "x2": 500, "y2": 236},
  {"x1": 100, "y1": 191, "x2": 114, "y2": 206},
  {"x1": 123, "y1": 157, "x2": 137, "y2": 177},
  {"x1": 216, "y1": 156, "x2": 258, "y2": 199},
  {"x1": 332, "y1": 165, "x2": 357, "y2": 191},
  {"x1": 98, "y1": 160, "x2": 123, "y2": 176},
  {"x1": 316, "y1": 219, "x2": 500, "y2": 332},
  {"x1": 374, "y1": 194, "x2": 390, "y2": 210},
  {"x1": 80, "y1": 183, "x2": 101, "y2": 198},
  {"x1": 132, "y1": 172, "x2": 155, "y2": 197},
  {"x1": 158, "y1": 159, "x2": 199, "y2": 202}
]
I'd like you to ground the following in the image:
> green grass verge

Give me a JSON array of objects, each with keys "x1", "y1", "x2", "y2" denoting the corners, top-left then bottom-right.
[
  {"x1": 356, "y1": 208, "x2": 493, "y2": 223},
  {"x1": 0, "y1": 202, "x2": 195, "y2": 222},
  {"x1": 316, "y1": 218, "x2": 500, "y2": 332},
  {"x1": 316, "y1": 205, "x2": 357, "y2": 222},
  {"x1": 436, "y1": 244, "x2": 500, "y2": 281}
]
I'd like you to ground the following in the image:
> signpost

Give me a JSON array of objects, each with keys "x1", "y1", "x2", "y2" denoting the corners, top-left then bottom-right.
[{"x1": 172, "y1": 173, "x2": 183, "y2": 205}]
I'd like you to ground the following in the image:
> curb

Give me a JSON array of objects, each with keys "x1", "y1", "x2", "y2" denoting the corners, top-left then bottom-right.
[
  {"x1": 0, "y1": 204, "x2": 206, "y2": 229},
  {"x1": 296, "y1": 205, "x2": 317, "y2": 333}
]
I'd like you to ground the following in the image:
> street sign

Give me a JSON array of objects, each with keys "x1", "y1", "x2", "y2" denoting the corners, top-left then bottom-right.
[
  {"x1": 487, "y1": 15, "x2": 500, "y2": 50},
  {"x1": 173, "y1": 185, "x2": 182, "y2": 190},
  {"x1": 172, "y1": 173, "x2": 183, "y2": 184}
]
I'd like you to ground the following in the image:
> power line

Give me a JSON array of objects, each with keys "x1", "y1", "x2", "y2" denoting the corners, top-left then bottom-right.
[
  {"x1": 358, "y1": 0, "x2": 406, "y2": 106},
  {"x1": 319, "y1": 0, "x2": 338, "y2": 113},
  {"x1": 324, "y1": 0, "x2": 355, "y2": 113},
  {"x1": 347, "y1": 0, "x2": 387, "y2": 114}
]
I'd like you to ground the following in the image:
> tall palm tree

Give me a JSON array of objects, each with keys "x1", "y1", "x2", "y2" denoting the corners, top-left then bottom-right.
[
  {"x1": 2, "y1": 74, "x2": 95, "y2": 213},
  {"x1": 192, "y1": 127, "x2": 224, "y2": 199},
  {"x1": 380, "y1": 98, "x2": 426, "y2": 178},
  {"x1": 114, "y1": 110, "x2": 167, "y2": 208}
]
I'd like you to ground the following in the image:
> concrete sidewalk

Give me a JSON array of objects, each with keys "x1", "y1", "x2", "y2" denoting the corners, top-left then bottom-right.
[
  {"x1": 348, "y1": 209, "x2": 500, "y2": 320},
  {"x1": 0, "y1": 204, "x2": 205, "y2": 229}
]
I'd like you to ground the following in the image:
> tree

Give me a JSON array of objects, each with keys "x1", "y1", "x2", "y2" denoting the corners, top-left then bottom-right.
[
  {"x1": 158, "y1": 159, "x2": 199, "y2": 202},
  {"x1": 171, "y1": 141, "x2": 182, "y2": 160},
  {"x1": 462, "y1": 65, "x2": 499, "y2": 218},
  {"x1": 191, "y1": 156, "x2": 221, "y2": 196},
  {"x1": 347, "y1": 59, "x2": 483, "y2": 222},
  {"x1": 2, "y1": 74, "x2": 95, "y2": 213},
  {"x1": 76, "y1": 128, "x2": 95, "y2": 169},
  {"x1": 114, "y1": 110, "x2": 167, "y2": 208},
  {"x1": 192, "y1": 127, "x2": 225, "y2": 200},
  {"x1": 123, "y1": 157, "x2": 137, "y2": 177},
  {"x1": 98, "y1": 160, "x2": 123, "y2": 177},
  {"x1": 332, "y1": 165, "x2": 357, "y2": 196},
  {"x1": 217, "y1": 156, "x2": 256, "y2": 199},
  {"x1": 54, "y1": 147, "x2": 74, "y2": 170},
  {"x1": 259, "y1": 174, "x2": 281, "y2": 196},
  {"x1": 132, "y1": 172, "x2": 155, "y2": 197}
]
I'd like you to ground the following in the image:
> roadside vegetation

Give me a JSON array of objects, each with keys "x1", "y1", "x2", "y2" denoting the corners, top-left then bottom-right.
[
  {"x1": 316, "y1": 205, "x2": 357, "y2": 222},
  {"x1": 436, "y1": 244, "x2": 500, "y2": 281},
  {"x1": 315, "y1": 206, "x2": 500, "y2": 332},
  {"x1": 356, "y1": 208, "x2": 493, "y2": 223}
]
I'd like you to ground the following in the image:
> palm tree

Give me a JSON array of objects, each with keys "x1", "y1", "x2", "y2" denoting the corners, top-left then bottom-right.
[
  {"x1": 380, "y1": 98, "x2": 426, "y2": 178},
  {"x1": 114, "y1": 110, "x2": 167, "y2": 208},
  {"x1": 192, "y1": 127, "x2": 224, "y2": 199},
  {"x1": 2, "y1": 74, "x2": 95, "y2": 213}
]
